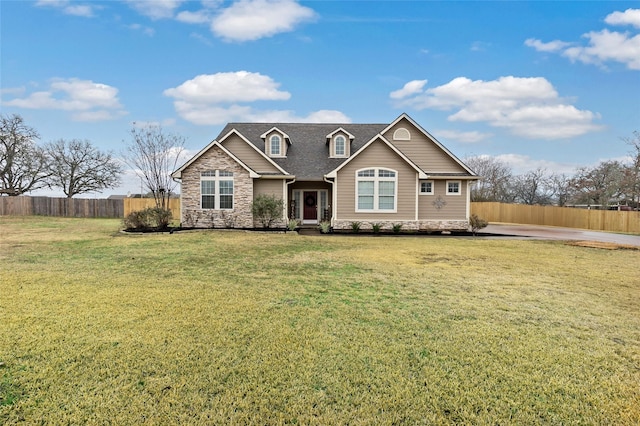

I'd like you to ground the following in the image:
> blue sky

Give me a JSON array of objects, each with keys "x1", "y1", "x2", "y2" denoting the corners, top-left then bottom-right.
[{"x1": 2, "y1": 0, "x2": 639, "y2": 196}]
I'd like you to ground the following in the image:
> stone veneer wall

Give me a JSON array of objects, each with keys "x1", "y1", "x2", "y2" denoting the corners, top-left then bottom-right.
[
  {"x1": 180, "y1": 145, "x2": 254, "y2": 228},
  {"x1": 332, "y1": 219, "x2": 469, "y2": 232}
]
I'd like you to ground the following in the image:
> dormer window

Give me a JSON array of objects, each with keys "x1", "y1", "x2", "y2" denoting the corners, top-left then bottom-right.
[
  {"x1": 334, "y1": 135, "x2": 346, "y2": 157},
  {"x1": 327, "y1": 128, "x2": 353, "y2": 158},
  {"x1": 269, "y1": 135, "x2": 281, "y2": 156}
]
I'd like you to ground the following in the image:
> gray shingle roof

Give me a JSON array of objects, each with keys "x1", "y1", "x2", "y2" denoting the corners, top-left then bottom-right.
[{"x1": 218, "y1": 122, "x2": 387, "y2": 180}]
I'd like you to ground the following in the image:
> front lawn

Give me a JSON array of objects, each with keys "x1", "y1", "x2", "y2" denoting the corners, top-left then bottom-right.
[{"x1": 1, "y1": 216, "x2": 638, "y2": 424}]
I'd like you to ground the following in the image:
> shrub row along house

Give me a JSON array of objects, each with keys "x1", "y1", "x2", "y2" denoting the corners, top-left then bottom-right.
[{"x1": 171, "y1": 113, "x2": 478, "y2": 231}]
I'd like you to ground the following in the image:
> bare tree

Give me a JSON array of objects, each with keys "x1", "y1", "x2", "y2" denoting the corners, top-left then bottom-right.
[
  {"x1": 0, "y1": 114, "x2": 49, "y2": 196},
  {"x1": 621, "y1": 131, "x2": 640, "y2": 208},
  {"x1": 570, "y1": 161, "x2": 625, "y2": 208},
  {"x1": 512, "y1": 168, "x2": 555, "y2": 205},
  {"x1": 123, "y1": 124, "x2": 185, "y2": 209},
  {"x1": 464, "y1": 155, "x2": 513, "y2": 202},
  {"x1": 547, "y1": 173, "x2": 572, "y2": 206},
  {"x1": 45, "y1": 139, "x2": 122, "y2": 198}
]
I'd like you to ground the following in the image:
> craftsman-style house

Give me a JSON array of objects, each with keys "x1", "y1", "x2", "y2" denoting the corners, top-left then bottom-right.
[{"x1": 171, "y1": 113, "x2": 478, "y2": 231}]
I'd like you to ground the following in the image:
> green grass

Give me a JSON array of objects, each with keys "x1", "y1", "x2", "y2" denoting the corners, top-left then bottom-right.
[{"x1": 1, "y1": 216, "x2": 639, "y2": 424}]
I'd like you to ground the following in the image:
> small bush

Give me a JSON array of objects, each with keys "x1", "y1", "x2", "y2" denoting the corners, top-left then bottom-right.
[
  {"x1": 351, "y1": 221, "x2": 361, "y2": 233},
  {"x1": 469, "y1": 214, "x2": 488, "y2": 236},
  {"x1": 372, "y1": 223, "x2": 382, "y2": 234},
  {"x1": 392, "y1": 223, "x2": 403, "y2": 234},
  {"x1": 287, "y1": 219, "x2": 300, "y2": 231},
  {"x1": 123, "y1": 210, "x2": 149, "y2": 230},
  {"x1": 252, "y1": 194, "x2": 284, "y2": 228},
  {"x1": 123, "y1": 207, "x2": 172, "y2": 230},
  {"x1": 318, "y1": 221, "x2": 332, "y2": 234}
]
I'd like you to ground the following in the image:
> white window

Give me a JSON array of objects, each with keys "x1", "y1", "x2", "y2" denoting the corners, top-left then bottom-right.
[
  {"x1": 356, "y1": 168, "x2": 397, "y2": 212},
  {"x1": 420, "y1": 180, "x2": 434, "y2": 195},
  {"x1": 447, "y1": 180, "x2": 461, "y2": 195},
  {"x1": 334, "y1": 135, "x2": 346, "y2": 157},
  {"x1": 201, "y1": 170, "x2": 234, "y2": 209},
  {"x1": 269, "y1": 135, "x2": 281, "y2": 156}
]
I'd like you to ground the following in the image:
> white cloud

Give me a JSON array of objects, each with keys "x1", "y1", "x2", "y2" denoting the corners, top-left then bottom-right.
[
  {"x1": 391, "y1": 76, "x2": 602, "y2": 139},
  {"x1": 524, "y1": 38, "x2": 572, "y2": 52},
  {"x1": 605, "y1": 8, "x2": 640, "y2": 29},
  {"x1": 35, "y1": 0, "x2": 99, "y2": 17},
  {"x1": 164, "y1": 71, "x2": 349, "y2": 125},
  {"x1": 562, "y1": 29, "x2": 640, "y2": 70},
  {"x1": 211, "y1": 0, "x2": 317, "y2": 42},
  {"x1": 435, "y1": 129, "x2": 492, "y2": 143},
  {"x1": 494, "y1": 154, "x2": 578, "y2": 175},
  {"x1": 390, "y1": 80, "x2": 427, "y2": 100},
  {"x1": 304, "y1": 110, "x2": 351, "y2": 123},
  {"x1": 164, "y1": 71, "x2": 291, "y2": 104},
  {"x1": 176, "y1": 10, "x2": 211, "y2": 24},
  {"x1": 2, "y1": 78, "x2": 127, "y2": 122},
  {"x1": 526, "y1": 8, "x2": 640, "y2": 70},
  {"x1": 124, "y1": 0, "x2": 186, "y2": 20}
]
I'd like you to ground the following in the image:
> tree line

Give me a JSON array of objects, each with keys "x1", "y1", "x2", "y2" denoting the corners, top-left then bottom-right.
[
  {"x1": 2, "y1": 113, "x2": 638, "y2": 210},
  {"x1": 0, "y1": 114, "x2": 184, "y2": 209},
  {"x1": 465, "y1": 138, "x2": 640, "y2": 209}
]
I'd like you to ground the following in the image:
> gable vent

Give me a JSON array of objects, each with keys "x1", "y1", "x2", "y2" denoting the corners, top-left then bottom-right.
[{"x1": 393, "y1": 128, "x2": 411, "y2": 141}]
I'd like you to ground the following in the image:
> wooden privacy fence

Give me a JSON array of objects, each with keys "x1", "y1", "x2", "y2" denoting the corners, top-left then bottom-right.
[
  {"x1": 123, "y1": 198, "x2": 181, "y2": 218},
  {"x1": 472, "y1": 202, "x2": 640, "y2": 234},
  {"x1": 0, "y1": 196, "x2": 124, "y2": 218},
  {"x1": 3, "y1": 197, "x2": 639, "y2": 233}
]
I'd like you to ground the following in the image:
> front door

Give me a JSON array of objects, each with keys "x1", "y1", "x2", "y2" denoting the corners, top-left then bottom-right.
[{"x1": 303, "y1": 191, "x2": 317, "y2": 223}]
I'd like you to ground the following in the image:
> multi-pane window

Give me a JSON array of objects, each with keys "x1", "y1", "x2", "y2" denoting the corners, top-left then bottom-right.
[
  {"x1": 447, "y1": 180, "x2": 461, "y2": 195},
  {"x1": 270, "y1": 135, "x2": 281, "y2": 156},
  {"x1": 201, "y1": 170, "x2": 234, "y2": 209},
  {"x1": 420, "y1": 181, "x2": 434, "y2": 195},
  {"x1": 334, "y1": 135, "x2": 346, "y2": 157},
  {"x1": 356, "y1": 168, "x2": 397, "y2": 211}
]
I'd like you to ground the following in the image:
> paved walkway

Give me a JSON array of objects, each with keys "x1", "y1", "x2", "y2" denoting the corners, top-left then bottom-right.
[{"x1": 479, "y1": 223, "x2": 640, "y2": 247}]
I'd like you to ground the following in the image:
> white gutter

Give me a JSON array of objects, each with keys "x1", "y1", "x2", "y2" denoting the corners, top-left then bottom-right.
[{"x1": 323, "y1": 176, "x2": 336, "y2": 225}]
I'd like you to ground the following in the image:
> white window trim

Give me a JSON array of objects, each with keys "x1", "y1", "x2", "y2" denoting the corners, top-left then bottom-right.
[
  {"x1": 446, "y1": 180, "x2": 461, "y2": 195},
  {"x1": 201, "y1": 170, "x2": 234, "y2": 210},
  {"x1": 355, "y1": 168, "x2": 398, "y2": 213},
  {"x1": 333, "y1": 135, "x2": 347, "y2": 158},
  {"x1": 419, "y1": 180, "x2": 434, "y2": 195}
]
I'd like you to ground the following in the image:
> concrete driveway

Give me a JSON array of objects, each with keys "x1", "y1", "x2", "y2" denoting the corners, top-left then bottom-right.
[{"x1": 479, "y1": 223, "x2": 640, "y2": 247}]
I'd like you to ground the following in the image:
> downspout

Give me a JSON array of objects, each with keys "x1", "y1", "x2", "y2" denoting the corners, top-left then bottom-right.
[
  {"x1": 285, "y1": 178, "x2": 297, "y2": 221},
  {"x1": 323, "y1": 176, "x2": 335, "y2": 226}
]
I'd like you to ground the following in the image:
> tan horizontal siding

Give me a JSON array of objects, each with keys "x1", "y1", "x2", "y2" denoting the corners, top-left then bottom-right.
[
  {"x1": 383, "y1": 118, "x2": 467, "y2": 174},
  {"x1": 335, "y1": 139, "x2": 416, "y2": 220},
  {"x1": 418, "y1": 180, "x2": 468, "y2": 220},
  {"x1": 221, "y1": 134, "x2": 281, "y2": 174},
  {"x1": 254, "y1": 179, "x2": 285, "y2": 198}
]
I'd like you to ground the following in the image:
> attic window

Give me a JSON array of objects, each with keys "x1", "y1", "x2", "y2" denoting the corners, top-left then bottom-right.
[
  {"x1": 393, "y1": 128, "x2": 410, "y2": 141},
  {"x1": 269, "y1": 135, "x2": 281, "y2": 156},
  {"x1": 334, "y1": 135, "x2": 346, "y2": 157}
]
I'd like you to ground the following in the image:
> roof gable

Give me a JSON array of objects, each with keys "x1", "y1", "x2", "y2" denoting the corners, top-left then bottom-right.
[
  {"x1": 326, "y1": 134, "x2": 427, "y2": 179},
  {"x1": 171, "y1": 140, "x2": 260, "y2": 179},
  {"x1": 381, "y1": 113, "x2": 476, "y2": 176},
  {"x1": 219, "y1": 129, "x2": 289, "y2": 175},
  {"x1": 260, "y1": 127, "x2": 291, "y2": 144},
  {"x1": 326, "y1": 127, "x2": 355, "y2": 141}
]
